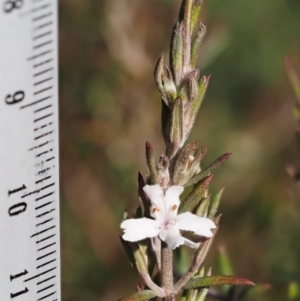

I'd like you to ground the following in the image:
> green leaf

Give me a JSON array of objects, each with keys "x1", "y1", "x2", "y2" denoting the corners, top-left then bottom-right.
[
  {"x1": 137, "y1": 172, "x2": 151, "y2": 217},
  {"x1": 179, "y1": 174, "x2": 213, "y2": 213},
  {"x1": 186, "y1": 153, "x2": 231, "y2": 186},
  {"x1": 194, "y1": 226, "x2": 217, "y2": 266},
  {"x1": 191, "y1": 24, "x2": 206, "y2": 67},
  {"x1": 217, "y1": 246, "x2": 234, "y2": 276},
  {"x1": 168, "y1": 97, "x2": 183, "y2": 157},
  {"x1": 154, "y1": 53, "x2": 166, "y2": 100},
  {"x1": 191, "y1": 0, "x2": 202, "y2": 32},
  {"x1": 118, "y1": 289, "x2": 157, "y2": 301},
  {"x1": 184, "y1": 275, "x2": 255, "y2": 290},
  {"x1": 195, "y1": 196, "x2": 209, "y2": 217},
  {"x1": 217, "y1": 246, "x2": 234, "y2": 293},
  {"x1": 119, "y1": 236, "x2": 135, "y2": 269},
  {"x1": 189, "y1": 75, "x2": 210, "y2": 128},
  {"x1": 171, "y1": 22, "x2": 184, "y2": 86},
  {"x1": 208, "y1": 188, "x2": 224, "y2": 219},
  {"x1": 195, "y1": 287, "x2": 209, "y2": 301},
  {"x1": 145, "y1": 141, "x2": 159, "y2": 184}
]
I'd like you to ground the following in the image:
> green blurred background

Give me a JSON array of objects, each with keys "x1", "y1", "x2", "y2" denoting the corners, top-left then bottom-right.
[{"x1": 58, "y1": 0, "x2": 300, "y2": 300}]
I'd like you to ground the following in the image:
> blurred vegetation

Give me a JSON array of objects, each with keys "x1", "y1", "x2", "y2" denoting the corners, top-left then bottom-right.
[{"x1": 59, "y1": 0, "x2": 300, "y2": 300}]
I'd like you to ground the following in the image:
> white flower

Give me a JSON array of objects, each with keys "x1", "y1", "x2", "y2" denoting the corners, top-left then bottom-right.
[{"x1": 121, "y1": 184, "x2": 216, "y2": 249}]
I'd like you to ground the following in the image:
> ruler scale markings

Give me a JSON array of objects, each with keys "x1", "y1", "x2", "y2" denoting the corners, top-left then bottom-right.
[
  {"x1": 20, "y1": 95, "x2": 52, "y2": 109},
  {"x1": 37, "y1": 276, "x2": 56, "y2": 286},
  {"x1": 34, "y1": 68, "x2": 54, "y2": 76},
  {"x1": 34, "y1": 105, "x2": 53, "y2": 113},
  {"x1": 37, "y1": 168, "x2": 52, "y2": 175},
  {"x1": 36, "y1": 234, "x2": 56, "y2": 244},
  {"x1": 24, "y1": 268, "x2": 56, "y2": 283},
  {"x1": 33, "y1": 40, "x2": 53, "y2": 49},
  {"x1": 30, "y1": 140, "x2": 52, "y2": 151},
  {"x1": 34, "y1": 21, "x2": 53, "y2": 31},
  {"x1": 34, "y1": 31, "x2": 53, "y2": 40},
  {"x1": 37, "y1": 242, "x2": 56, "y2": 251},
  {"x1": 37, "y1": 284, "x2": 55, "y2": 294},
  {"x1": 37, "y1": 259, "x2": 56, "y2": 269},
  {"x1": 34, "y1": 130, "x2": 54, "y2": 140},
  {"x1": 34, "y1": 124, "x2": 53, "y2": 131},
  {"x1": 37, "y1": 260, "x2": 56, "y2": 270},
  {"x1": 31, "y1": 226, "x2": 56, "y2": 238},
  {"x1": 32, "y1": 4, "x2": 51, "y2": 13},
  {"x1": 28, "y1": 50, "x2": 53, "y2": 61},
  {"x1": 36, "y1": 192, "x2": 55, "y2": 201},
  {"x1": 36, "y1": 176, "x2": 51, "y2": 184},
  {"x1": 36, "y1": 209, "x2": 55, "y2": 218},
  {"x1": 32, "y1": 12, "x2": 53, "y2": 22},
  {"x1": 36, "y1": 201, "x2": 53, "y2": 210},
  {"x1": 38, "y1": 291, "x2": 56, "y2": 301},
  {"x1": 1, "y1": 1, "x2": 60, "y2": 297},
  {"x1": 46, "y1": 157, "x2": 55, "y2": 162},
  {"x1": 34, "y1": 86, "x2": 53, "y2": 95},
  {"x1": 34, "y1": 78, "x2": 53, "y2": 86},
  {"x1": 37, "y1": 251, "x2": 56, "y2": 261},
  {"x1": 36, "y1": 149, "x2": 53, "y2": 157},
  {"x1": 34, "y1": 59, "x2": 53, "y2": 68},
  {"x1": 34, "y1": 113, "x2": 54, "y2": 122},
  {"x1": 36, "y1": 218, "x2": 54, "y2": 227},
  {"x1": 21, "y1": 183, "x2": 55, "y2": 199}
]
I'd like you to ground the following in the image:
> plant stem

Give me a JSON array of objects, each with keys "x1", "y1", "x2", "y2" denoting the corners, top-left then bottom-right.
[{"x1": 161, "y1": 243, "x2": 174, "y2": 300}]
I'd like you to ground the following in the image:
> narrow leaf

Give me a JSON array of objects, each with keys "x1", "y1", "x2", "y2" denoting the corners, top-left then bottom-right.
[
  {"x1": 194, "y1": 226, "x2": 218, "y2": 265},
  {"x1": 195, "y1": 287, "x2": 209, "y2": 301},
  {"x1": 217, "y1": 245, "x2": 234, "y2": 293},
  {"x1": 186, "y1": 153, "x2": 231, "y2": 186},
  {"x1": 168, "y1": 97, "x2": 183, "y2": 157},
  {"x1": 118, "y1": 289, "x2": 157, "y2": 301},
  {"x1": 189, "y1": 75, "x2": 210, "y2": 127},
  {"x1": 208, "y1": 188, "x2": 224, "y2": 219},
  {"x1": 191, "y1": 24, "x2": 206, "y2": 67},
  {"x1": 161, "y1": 99, "x2": 171, "y2": 145},
  {"x1": 171, "y1": 22, "x2": 184, "y2": 86},
  {"x1": 195, "y1": 195, "x2": 209, "y2": 217},
  {"x1": 184, "y1": 275, "x2": 255, "y2": 290},
  {"x1": 183, "y1": 0, "x2": 193, "y2": 67},
  {"x1": 217, "y1": 246, "x2": 234, "y2": 276},
  {"x1": 179, "y1": 174, "x2": 213, "y2": 213},
  {"x1": 145, "y1": 142, "x2": 159, "y2": 184},
  {"x1": 119, "y1": 236, "x2": 135, "y2": 269},
  {"x1": 154, "y1": 53, "x2": 166, "y2": 100},
  {"x1": 138, "y1": 172, "x2": 151, "y2": 217},
  {"x1": 191, "y1": 0, "x2": 202, "y2": 32}
]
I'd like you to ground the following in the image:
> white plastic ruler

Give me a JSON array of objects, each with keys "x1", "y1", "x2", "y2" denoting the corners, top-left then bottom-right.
[{"x1": 0, "y1": 0, "x2": 61, "y2": 300}]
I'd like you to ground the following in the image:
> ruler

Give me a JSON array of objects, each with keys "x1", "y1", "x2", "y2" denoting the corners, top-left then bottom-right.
[{"x1": 0, "y1": 0, "x2": 61, "y2": 300}]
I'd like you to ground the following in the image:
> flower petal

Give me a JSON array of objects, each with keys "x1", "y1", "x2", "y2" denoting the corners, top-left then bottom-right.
[
  {"x1": 182, "y1": 237, "x2": 200, "y2": 249},
  {"x1": 143, "y1": 185, "x2": 164, "y2": 207},
  {"x1": 121, "y1": 218, "x2": 160, "y2": 242},
  {"x1": 143, "y1": 184, "x2": 165, "y2": 221},
  {"x1": 176, "y1": 212, "x2": 216, "y2": 237},
  {"x1": 164, "y1": 186, "x2": 184, "y2": 217},
  {"x1": 159, "y1": 227, "x2": 185, "y2": 249}
]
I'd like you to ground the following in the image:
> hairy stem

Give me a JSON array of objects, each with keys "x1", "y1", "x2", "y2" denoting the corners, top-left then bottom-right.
[{"x1": 161, "y1": 243, "x2": 174, "y2": 300}]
